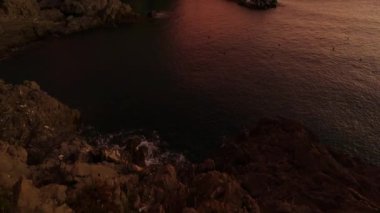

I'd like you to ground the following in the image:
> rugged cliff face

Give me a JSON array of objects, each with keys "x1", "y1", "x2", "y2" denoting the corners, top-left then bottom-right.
[
  {"x1": 0, "y1": 0, "x2": 136, "y2": 60},
  {"x1": 0, "y1": 80, "x2": 379, "y2": 213}
]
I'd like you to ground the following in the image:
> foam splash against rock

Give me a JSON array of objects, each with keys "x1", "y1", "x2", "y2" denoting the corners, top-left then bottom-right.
[
  {"x1": 84, "y1": 129, "x2": 188, "y2": 168},
  {"x1": 136, "y1": 140, "x2": 160, "y2": 166}
]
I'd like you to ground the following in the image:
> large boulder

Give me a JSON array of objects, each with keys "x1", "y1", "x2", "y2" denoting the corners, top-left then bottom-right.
[{"x1": 0, "y1": 80, "x2": 80, "y2": 164}]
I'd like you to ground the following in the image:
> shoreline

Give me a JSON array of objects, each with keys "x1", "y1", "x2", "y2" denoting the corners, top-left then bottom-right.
[
  {"x1": 0, "y1": 0, "x2": 141, "y2": 61},
  {"x1": 0, "y1": 0, "x2": 279, "y2": 61},
  {"x1": 0, "y1": 80, "x2": 379, "y2": 212},
  {"x1": 1, "y1": 1, "x2": 379, "y2": 212}
]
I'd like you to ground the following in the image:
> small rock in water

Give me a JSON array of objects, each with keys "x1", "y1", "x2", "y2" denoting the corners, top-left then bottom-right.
[
  {"x1": 147, "y1": 10, "x2": 169, "y2": 19},
  {"x1": 238, "y1": 0, "x2": 278, "y2": 10}
]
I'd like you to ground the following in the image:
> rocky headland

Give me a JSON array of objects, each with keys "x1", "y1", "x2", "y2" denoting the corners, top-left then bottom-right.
[
  {"x1": 0, "y1": 80, "x2": 379, "y2": 213},
  {"x1": 0, "y1": 0, "x2": 279, "y2": 60},
  {"x1": 0, "y1": 0, "x2": 137, "y2": 60}
]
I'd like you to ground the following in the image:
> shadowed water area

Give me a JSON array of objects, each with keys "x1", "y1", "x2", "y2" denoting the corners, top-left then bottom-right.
[{"x1": 1, "y1": 0, "x2": 380, "y2": 162}]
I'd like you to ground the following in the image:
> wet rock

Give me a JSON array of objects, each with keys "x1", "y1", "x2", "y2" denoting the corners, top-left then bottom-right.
[{"x1": 101, "y1": 146, "x2": 128, "y2": 164}]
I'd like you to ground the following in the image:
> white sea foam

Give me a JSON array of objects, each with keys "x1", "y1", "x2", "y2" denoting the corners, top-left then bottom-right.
[
  {"x1": 87, "y1": 130, "x2": 188, "y2": 166},
  {"x1": 136, "y1": 140, "x2": 160, "y2": 166}
]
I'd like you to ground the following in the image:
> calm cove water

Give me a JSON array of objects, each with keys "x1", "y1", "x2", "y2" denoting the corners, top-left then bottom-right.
[{"x1": 1, "y1": 0, "x2": 380, "y2": 162}]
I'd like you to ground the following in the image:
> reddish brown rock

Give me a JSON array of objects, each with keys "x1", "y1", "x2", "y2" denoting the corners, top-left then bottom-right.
[
  {"x1": 190, "y1": 171, "x2": 260, "y2": 213},
  {"x1": 214, "y1": 118, "x2": 380, "y2": 212},
  {"x1": 0, "y1": 143, "x2": 29, "y2": 189},
  {"x1": 0, "y1": 81, "x2": 80, "y2": 164}
]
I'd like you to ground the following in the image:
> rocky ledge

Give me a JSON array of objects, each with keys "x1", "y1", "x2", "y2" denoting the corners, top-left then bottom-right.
[
  {"x1": 0, "y1": 0, "x2": 137, "y2": 60},
  {"x1": 0, "y1": 80, "x2": 379, "y2": 212}
]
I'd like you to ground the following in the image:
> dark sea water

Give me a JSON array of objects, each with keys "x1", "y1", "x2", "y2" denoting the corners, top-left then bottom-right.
[{"x1": 1, "y1": 0, "x2": 380, "y2": 162}]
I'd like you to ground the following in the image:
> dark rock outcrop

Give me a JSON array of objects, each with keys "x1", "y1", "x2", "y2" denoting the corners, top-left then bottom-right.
[
  {"x1": 0, "y1": 80, "x2": 379, "y2": 212},
  {"x1": 0, "y1": 0, "x2": 136, "y2": 60},
  {"x1": 0, "y1": 80, "x2": 79, "y2": 164},
  {"x1": 60, "y1": 0, "x2": 133, "y2": 21},
  {"x1": 236, "y1": 0, "x2": 277, "y2": 10},
  {"x1": 214, "y1": 118, "x2": 380, "y2": 212}
]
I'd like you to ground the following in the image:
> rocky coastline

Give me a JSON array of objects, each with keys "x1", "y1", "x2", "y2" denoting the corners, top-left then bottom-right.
[
  {"x1": 0, "y1": 1, "x2": 379, "y2": 212},
  {"x1": 0, "y1": 80, "x2": 379, "y2": 212},
  {"x1": 0, "y1": 0, "x2": 138, "y2": 60},
  {"x1": 0, "y1": 0, "x2": 279, "y2": 60}
]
